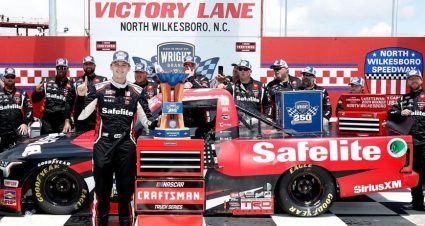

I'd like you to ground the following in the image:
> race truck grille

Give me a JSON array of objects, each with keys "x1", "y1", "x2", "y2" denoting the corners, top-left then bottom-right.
[
  {"x1": 138, "y1": 150, "x2": 203, "y2": 177},
  {"x1": 337, "y1": 111, "x2": 387, "y2": 136},
  {"x1": 338, "y1": 117, "x2": 380, "y2": 132},
  {"x1": 137, "y1": 139, "x2": 204, "y2": 177}
]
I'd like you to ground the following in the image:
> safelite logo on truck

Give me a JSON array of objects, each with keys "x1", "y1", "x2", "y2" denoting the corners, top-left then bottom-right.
[{"x1": 252, "y1": 140, "x2": 382, "y2": 163}]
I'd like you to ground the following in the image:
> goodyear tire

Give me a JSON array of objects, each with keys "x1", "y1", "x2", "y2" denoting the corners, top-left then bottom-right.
[
  {"x1": 277, "y1": 165, "x2": 336, "y2": 217},
  {"x1": 33, "y1": 164, "x2": 88, "y2": 214}
]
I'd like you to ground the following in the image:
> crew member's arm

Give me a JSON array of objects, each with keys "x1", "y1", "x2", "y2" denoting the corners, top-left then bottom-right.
[
  {"x1": 388, "y1": 96, "x2": 410, "y2": 121},
  {"x1": 322, "y1": 89, "x2": 332, "y2": 120},
  {"x1": 31, "y1": 80, "x2": 46, "y2": 103},
  {"x1": 335, "y1": 96, "x2": 343, "y2": 116},
  {"x1": 62, "y1": 80, "x2": 76, "y2": 133},
  {"x1": 22, "y1": 91, "x2": 34, "y2": 125},
  {"x1": 261, "y1": 85, "x2": 273, "y2": 117},
  {"x1": 17, "y1": 91, "x2": 34, "y2": 136},
  {"x1": 137, "y1": 97, "x2": 154, "y2": 130},
  {"x1": 77, "y1": 77, "x2": 98, "y2": 120}
]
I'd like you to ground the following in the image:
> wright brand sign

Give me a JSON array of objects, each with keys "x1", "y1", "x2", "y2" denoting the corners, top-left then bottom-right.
[{"x1": 91, "y1": 0, "x2": 261, "y2": 37}]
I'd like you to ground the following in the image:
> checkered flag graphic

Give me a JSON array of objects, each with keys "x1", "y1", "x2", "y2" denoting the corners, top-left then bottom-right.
[
  {"x1": 195, "y1": 57, "x2": 220, "y2": 80},
  {"x1": 307, "y1": 106, "x2": 319, "y2": 115},
  {"x1": 286, "y1": 107, "x2": 298, "y2": 117},
  {"x1": 132, "y1": 57, "x2": 154, "y2": 68}
]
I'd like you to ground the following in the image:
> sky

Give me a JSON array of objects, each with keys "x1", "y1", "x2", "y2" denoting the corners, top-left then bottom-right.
[{"x1": 0, "y1": 0, "x2": 424, "y2": 36}]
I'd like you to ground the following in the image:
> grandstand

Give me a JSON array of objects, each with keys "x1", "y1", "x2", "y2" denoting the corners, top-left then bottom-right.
[{"x1": 0, "y1": 15, "x2": 48, "y2": 36}]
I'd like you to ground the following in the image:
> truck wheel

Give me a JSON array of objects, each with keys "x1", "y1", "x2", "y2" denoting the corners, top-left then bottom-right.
[
  {"x1": 33, "y1": 164, "x2": 88, "y2": 214},
  {"x1": 277, "y1": 165, "x2": 336, "y2": 217}
]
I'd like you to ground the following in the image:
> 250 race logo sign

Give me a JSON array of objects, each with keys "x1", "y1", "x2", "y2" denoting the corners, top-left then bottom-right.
[
  {"x1": 252, "y1": 140, "x2": 382, "y2": 163},
  {"x1": 286, "y1": 101, "x2": 319, "y2": 125}
]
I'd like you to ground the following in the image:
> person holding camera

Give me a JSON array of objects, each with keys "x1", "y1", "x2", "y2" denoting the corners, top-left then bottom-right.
[{"x1": 182, "y1": 55, "x2": 209, "y2": 89}]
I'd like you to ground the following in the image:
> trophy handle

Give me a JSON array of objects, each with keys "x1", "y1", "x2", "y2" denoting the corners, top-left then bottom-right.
[
  {"x1": 174, "y1": 83, "x2": 185, "y2": 129},
  {"x1": 160, "y1": 83, "x2": 172, "y2": 129}
]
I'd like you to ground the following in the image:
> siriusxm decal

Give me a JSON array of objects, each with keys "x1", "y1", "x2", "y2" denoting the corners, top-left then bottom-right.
[
  {"x1": 365, "y1": 47, "x2": 423, "y2": 79},
  {"x1": 286, "y1": 101, "x2": 319, "y2": 125},
  {"x1": 132, "y1": 42, "x2": 220, "y2": 80}
]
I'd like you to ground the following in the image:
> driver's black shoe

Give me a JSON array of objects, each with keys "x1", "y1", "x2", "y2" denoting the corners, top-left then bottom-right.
[
  {"x1": 119, "y1": 216, "x2": 132, "y2": 226},
  {"x1": 403, "y1": 203, "x2": 424, "y2": 211}
]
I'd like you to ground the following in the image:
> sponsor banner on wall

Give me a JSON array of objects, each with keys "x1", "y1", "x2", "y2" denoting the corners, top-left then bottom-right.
[
  {"x1": 90, "y1": 38, "x2": 261, "y2": 82},
  {"x1": 0, "y1": 37, "x2": 89, "y2": 88},
  {"x1": 364, "y1": 47, "x2": 423, "y2": 94}
]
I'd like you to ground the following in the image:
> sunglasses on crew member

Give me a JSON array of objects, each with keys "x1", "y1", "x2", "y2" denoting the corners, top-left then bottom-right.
[
  {"x1": 4, "y1": 75, "x2": 16, "y2": 79},
  {"x1": 273, "y1": 67, "x2": 283, "y2": 72},
  {"x1": 184, "y1": 62, "x2": 195, "y2": 67},
  {"x1": 238, "y1": 67, "x2": 250, "y2": 71},
  {"x1": 56, "y1": 66, "x2": 68, "y2": 71}
]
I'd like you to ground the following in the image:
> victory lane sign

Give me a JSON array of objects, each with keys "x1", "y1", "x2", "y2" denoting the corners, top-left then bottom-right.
[{"x1": 91, "y1": 0, "x2": 261, "y2": 36}]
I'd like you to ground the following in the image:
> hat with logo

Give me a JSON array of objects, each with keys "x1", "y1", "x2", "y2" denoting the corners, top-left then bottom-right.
[
  {"x1": 4, "y1": 67, "x2": 16, "y2": 76},
  {"x1": 231, "y1": 60, "x2": 241, "y2": 67},
  {"x1": 134, "y1": 63, "x2": 148, "y2": 72},
  {"x1": 83, "y1": 55, "x2": 96, "y2": 64},
  {"x1": 406, "y1": 69, "x2": 422, "y2": 80},
  {"x1": 270, "y1": 59, "x2": 289, "y2": 69},
  {"x1": 56, "y1": 58, "x2": 69, "y2": 67},
  {"x1": 301, "y1": 66, "x2": 316, "y2": 76},
  {"x1": 238, "y1": 60, "x2": 252, "y2": 70},
  {"x1": 112, "y1": 50, "x2": 130, "y2": 64},
  {"x1": 349, "y1": 76, "x2": 365, "y2": 86},
  {"x1": 183, "y1": 55, "x2": 196, "y2": 66}
]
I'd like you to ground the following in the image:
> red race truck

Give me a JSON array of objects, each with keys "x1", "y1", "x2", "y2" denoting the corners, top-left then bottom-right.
[{"x1": 0, "y1": 89, "x2": 419, "y2": 219}]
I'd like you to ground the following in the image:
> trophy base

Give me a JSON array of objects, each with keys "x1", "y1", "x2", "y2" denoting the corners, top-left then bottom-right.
[{"x1": 153, "y1": 128, "x2": 191, "y2": 139}]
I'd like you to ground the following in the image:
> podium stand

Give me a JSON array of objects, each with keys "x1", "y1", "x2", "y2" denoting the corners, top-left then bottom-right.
[{"x1": 136, "y1": 73, "x2": 205, "y2": 226}]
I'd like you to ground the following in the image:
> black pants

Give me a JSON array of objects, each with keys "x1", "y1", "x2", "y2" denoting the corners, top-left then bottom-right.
[
  {"x1": 412, "y1": 144, "x2": 425, "y2": 207},
  {"x1": 0, "y1": 133, "x2": 18, "y2": 153},
  {"x1": 41, "y1": 113, "x2": 65, "y2": 135},
  {"x1": 92, "y1": 138, "x2": 136, "y2": 226}
]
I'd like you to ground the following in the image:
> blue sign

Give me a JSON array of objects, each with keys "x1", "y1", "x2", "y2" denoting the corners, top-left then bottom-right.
[
  {"x1": 157, "y1": 42, "x2": 195, "y2": 72},
  {"x1": 276, "y1": 91, "x2": 323, "y2": 133},
  {"x1": 365, "y1": 47, "x2": 423, "y2": 78},
  {"x1": 132, "y1": 41, "x2": 220, "y2": 80},
  {"x1": 162, "y1": 102, "x2": 183, "y2": 114},
  {"x1": 153, "y1": 129, "x2": 191, "y2": 138}
]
